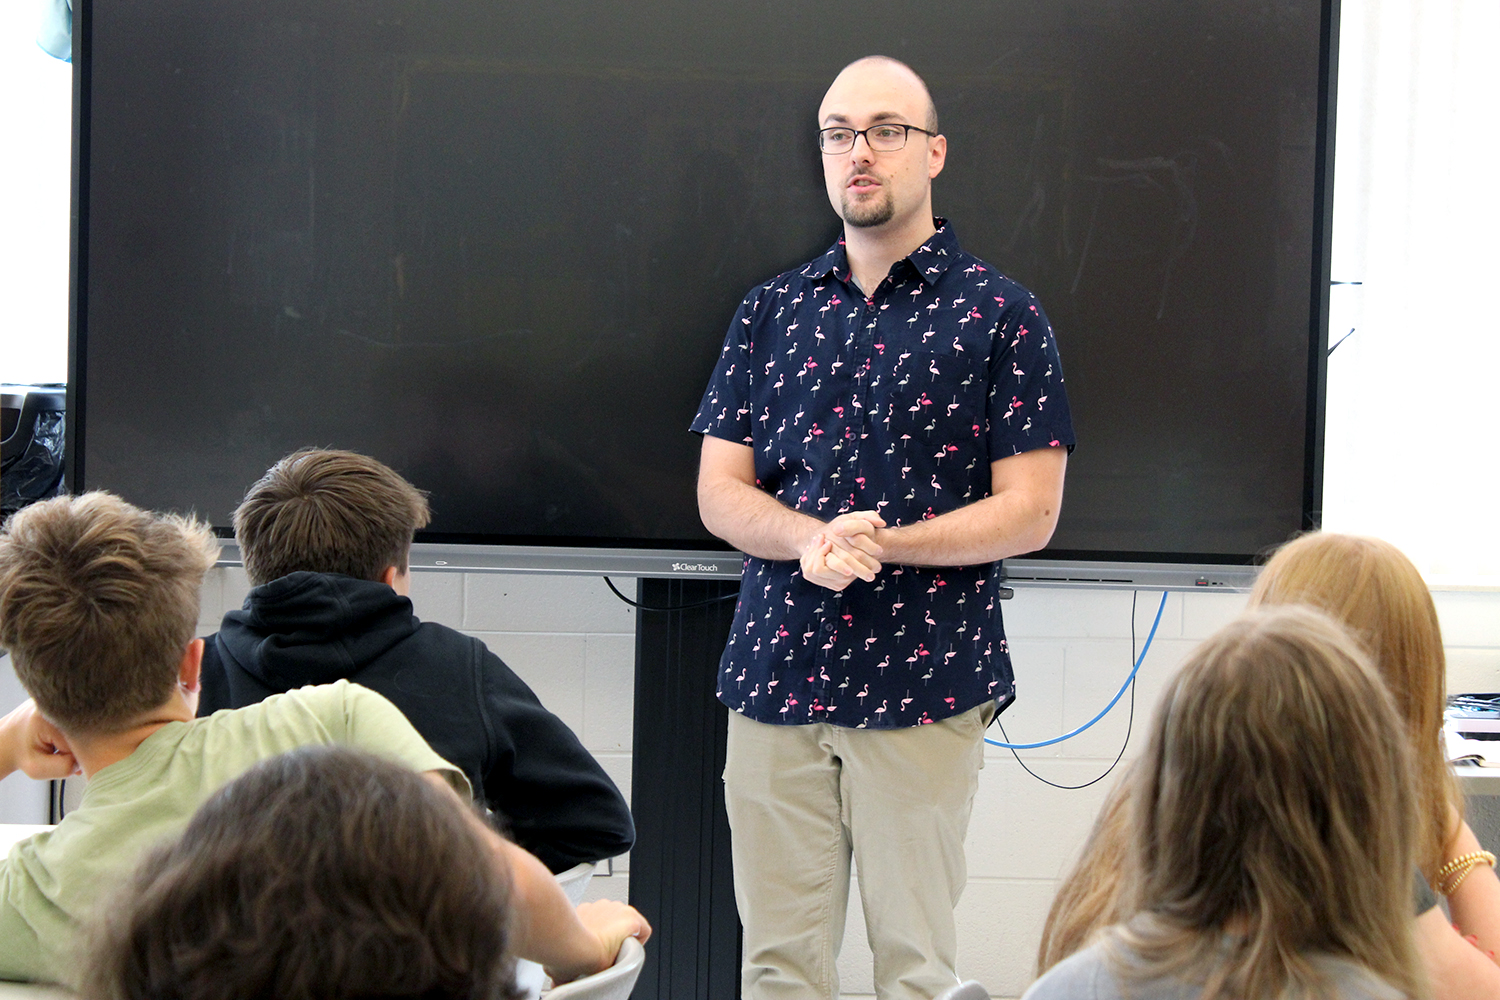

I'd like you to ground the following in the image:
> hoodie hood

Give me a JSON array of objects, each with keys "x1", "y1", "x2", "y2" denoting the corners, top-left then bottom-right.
[{"x1": 215, "y1": 572, "x2": 421, "y2": 690}]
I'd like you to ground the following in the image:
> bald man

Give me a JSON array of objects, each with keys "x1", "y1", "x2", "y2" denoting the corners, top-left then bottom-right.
[{"x1": 691, "y1": 57, "x2": 1076, "y2": 999}]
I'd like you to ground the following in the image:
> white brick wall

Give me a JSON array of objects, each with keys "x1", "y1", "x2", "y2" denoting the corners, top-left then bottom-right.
[
  {"x1": 5, "y1": 571, "x2": 1499, "y2": 999},
  {"x1": 0, "y1": 652, "x2": 50, "y2": 824}
]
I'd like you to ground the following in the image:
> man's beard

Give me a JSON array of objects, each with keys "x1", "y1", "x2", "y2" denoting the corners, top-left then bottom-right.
[{"x1": 841, "y1": 186, "x2": 895, "y2": 228}]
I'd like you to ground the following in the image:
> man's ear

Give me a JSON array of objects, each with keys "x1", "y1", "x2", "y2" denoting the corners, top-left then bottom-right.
[
  {"x1": 928, "y1": 133, "x2": 947, "y2": 180},
  {"x1": 380, "y1": 565, "x2": 399, "y2": 588},
  {"x1": 179, "y1": 638, "x2": 204, "y2": 694}
]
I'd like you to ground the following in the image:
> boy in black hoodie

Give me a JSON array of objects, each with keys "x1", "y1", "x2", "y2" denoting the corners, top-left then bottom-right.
[{"x1": 197, "y1": 449, "x2": 635, "y2": 873}]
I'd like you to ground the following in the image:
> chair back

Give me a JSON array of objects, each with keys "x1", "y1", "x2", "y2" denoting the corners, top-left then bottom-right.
[
  {"x1": 556, "y1": 862, "x2": 596, "y2": 905},
  {"x1": 541, "y1": 936, "x2": 645, "y2": 1000}
]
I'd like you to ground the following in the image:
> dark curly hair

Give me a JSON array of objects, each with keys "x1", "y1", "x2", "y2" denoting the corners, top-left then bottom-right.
[{"x1": 86, "y1": 746, "x2": 521, "y2": 1000}]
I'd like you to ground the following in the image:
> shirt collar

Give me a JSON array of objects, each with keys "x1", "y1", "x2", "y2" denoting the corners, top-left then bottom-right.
[
  {"x1": 803, "y1": 218, "x2": 959, "y2": 288},
  {"x1": 908, "y1": 218, "x2": 959, "y2": 284}
]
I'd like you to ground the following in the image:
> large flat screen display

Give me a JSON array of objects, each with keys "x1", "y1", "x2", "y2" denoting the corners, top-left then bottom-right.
[{"x1": 72, "y1": 0, "x2": 1333, "y2": 566}]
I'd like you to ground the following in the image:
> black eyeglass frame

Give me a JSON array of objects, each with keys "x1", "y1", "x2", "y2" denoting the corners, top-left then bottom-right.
[{"x1": 817, "y1": 123, "x2": 939, "y2": 154}]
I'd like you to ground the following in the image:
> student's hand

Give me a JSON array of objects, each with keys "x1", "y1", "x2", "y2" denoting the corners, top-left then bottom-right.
[
  {"x1": 547, "y1": 900, "x2": 652, "y2": 983},
  {"x1": 0, "y1": 700, "x2": 80, "y2": 780}
]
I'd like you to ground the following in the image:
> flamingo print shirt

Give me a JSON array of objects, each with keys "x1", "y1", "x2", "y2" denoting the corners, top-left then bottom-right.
[{"x1": 691, "y1": 221, "x2": 1074, "y2": 729}]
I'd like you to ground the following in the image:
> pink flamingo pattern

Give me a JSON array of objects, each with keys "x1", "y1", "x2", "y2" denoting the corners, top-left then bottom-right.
[{"x1": 693, "y1": 221, "x2": 1073, "y2": 729}]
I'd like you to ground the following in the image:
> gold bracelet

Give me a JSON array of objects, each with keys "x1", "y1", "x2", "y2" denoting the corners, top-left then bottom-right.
[
  {"x1": 1437, "y1": 851, "x2": 1495, "y2": 883},
  {"x1": 1436, "y1": 850, "x2": 1497, "y2": 896}
]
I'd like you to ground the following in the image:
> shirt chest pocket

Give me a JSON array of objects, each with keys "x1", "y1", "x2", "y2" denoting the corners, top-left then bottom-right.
[{"x1": 883, "y1": 351, "x2": 987, "y2": 439}]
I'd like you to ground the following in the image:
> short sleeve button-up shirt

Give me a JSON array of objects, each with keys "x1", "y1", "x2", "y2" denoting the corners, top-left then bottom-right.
[{"x1": 691, "y1": 222, "x2": 1074, "y2": 729}]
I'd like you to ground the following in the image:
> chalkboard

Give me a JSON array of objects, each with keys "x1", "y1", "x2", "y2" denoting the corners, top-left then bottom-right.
[{"x1": 72, "y1": 0, "x2": 1331, "y2": 563}]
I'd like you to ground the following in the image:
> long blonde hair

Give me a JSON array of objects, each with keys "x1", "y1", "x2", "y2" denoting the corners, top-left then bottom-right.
[
  {"x1": 1038, "y1": 532, "x2": 1456, "y2": 977},
  {"x1": 1249, "y1": 532, "x2": 1459, "y2": 880},
  {"x1": 1035, "y1": 767, "x2": 1134, "y2": 973},
  {"x1": 1109, "y1": 606, "x2": 1422, "y2": 1000}
]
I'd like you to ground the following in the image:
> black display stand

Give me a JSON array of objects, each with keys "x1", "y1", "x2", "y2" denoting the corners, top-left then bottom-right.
[{"x1": 628, "y1": 578, "x2": 743, "y2": 1000}]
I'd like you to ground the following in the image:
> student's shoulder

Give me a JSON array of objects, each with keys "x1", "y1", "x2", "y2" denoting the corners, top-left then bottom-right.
[
  {"x1": 1022, "y1": 945, "x2": 1122, "y2": 1000},
  {"x1": 409, "y1": 617, "x2": 482, "y2": 652},
  {"x1": 199, "y1": 679, "x2": 389, "y2": 735},
  {"x1": 191, "y1": 682, "x2": 471, "y2": 800},
  {"x1": 276, "y1": 678, "x2": 395, "y2": 715}
]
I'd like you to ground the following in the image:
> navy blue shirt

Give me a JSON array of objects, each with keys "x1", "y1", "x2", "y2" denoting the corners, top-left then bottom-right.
[{"x1": 692, "y1": 222, "x2": 1074, "y2": 728}]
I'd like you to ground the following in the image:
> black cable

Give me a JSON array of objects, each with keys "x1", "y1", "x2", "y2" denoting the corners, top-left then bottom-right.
[
  {"x1": 999, "y1": 590, "x2": 1138, "y2": 790},
  {"x1": 602, "y1": 576, "x2": 740, "y2": 612}
]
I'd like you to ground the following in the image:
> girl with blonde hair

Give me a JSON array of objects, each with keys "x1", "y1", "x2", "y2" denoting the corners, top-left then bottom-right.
[
  {"x1": 1036, "y1": 533, "x2": 1500, "y2": 996},
  {"x1": 1249, "y1": 533, "x2": 1458, "y2": 881},
  {"x1": 1024, "y1": 606, "x2": 1423, "y2": 1000}
]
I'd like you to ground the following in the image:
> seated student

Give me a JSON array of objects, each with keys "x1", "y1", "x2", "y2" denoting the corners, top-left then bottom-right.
[
  {"x1": 1036, "y1": 533, "x2": 1500, "y2": 997},
  {"x1": 1024, "y1": 606, "x2": 1423, "y2": 1000},
  {"x1": 0, "y1": 492, "x2": 647, "y2": 986},
  {"x1": 1250, "y1": 532, "x2": 1500, "y2": 972},
  {"x1": 89, "y1": 746, "x2": 526, "y2": 1000},
  {"x1": 197, "y1": 448, "x2": 633, "y2": 873}
]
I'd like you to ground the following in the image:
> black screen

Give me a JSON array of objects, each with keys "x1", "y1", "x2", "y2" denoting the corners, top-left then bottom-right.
[{"x1": 75, "y1": 0, "x2": 1329, "y2": 560}]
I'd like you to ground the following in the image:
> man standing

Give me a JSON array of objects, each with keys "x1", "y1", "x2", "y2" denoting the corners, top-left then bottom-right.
[{"x1": 692, "y1": 56, "x2": 1074, "y2": 999}]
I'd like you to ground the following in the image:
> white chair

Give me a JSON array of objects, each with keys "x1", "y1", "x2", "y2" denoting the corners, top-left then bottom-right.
[
  {"x1": 556, "y1": 861, "x2": 596, "y2": 905},
  {"x1": 541, "y1": 936, "x2": 645, "y2": 1000},
  {"x1": 934, "y1": 981, "x2": 991, "y2": 1000},
  {"x1": 0, "y1": 825, "x2": 53, "y2": 854}
]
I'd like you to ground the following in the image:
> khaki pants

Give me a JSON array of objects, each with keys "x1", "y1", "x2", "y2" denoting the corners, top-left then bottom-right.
[{"x1": 723, "y1": 704, "x2": 992, "y2": 1000}]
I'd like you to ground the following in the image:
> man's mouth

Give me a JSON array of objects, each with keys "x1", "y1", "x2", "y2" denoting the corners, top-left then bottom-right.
[{"x1": 848, "y1": 174, "x2": 881, "y2": 192}]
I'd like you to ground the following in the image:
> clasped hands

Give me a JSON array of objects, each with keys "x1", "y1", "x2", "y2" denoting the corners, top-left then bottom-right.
[{"x1": 800, "y1": 511, "x2": 887, "y2": 592}]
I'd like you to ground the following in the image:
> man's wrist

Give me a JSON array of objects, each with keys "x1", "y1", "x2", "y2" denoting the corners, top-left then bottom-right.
[
  {"x1": 871, "y1": 525, "x2": 903, "y2": 562},
  {"x1": 794, "y1": 517, "x2": 827, "y2": 557}
]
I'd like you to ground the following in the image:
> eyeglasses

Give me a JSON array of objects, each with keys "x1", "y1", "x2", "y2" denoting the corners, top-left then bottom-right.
[{"x1": 818, "y1": 123, "x2": 937, "y2": 154}]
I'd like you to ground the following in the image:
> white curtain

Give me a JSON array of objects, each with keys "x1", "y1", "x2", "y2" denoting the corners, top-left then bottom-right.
[{"x1": 1322, "y1": 0, "x2": 1500, "y2": 586}]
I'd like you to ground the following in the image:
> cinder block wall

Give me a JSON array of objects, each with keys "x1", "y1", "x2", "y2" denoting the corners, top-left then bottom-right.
[
  {"x1": 193, "y1": 567, "x2": 642, "y2": 905},
  {"x1": 5, "y1": 573, "x2": 1499, "y2": 999}
]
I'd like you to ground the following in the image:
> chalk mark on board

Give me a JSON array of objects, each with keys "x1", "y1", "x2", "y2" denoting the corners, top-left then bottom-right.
[
  {"x1": 1081, "y1": 152, "x2": 1201, "y2": 320},
  {"x1": 1004, "y1": 114, "x2": 1049, "y2": 254},
  {"x1": 331, "y1": 327, "x2": 534, "y2": 349},
  {"x1": 1071, "y1": 184, "x2": 1102, "y2": 296}
]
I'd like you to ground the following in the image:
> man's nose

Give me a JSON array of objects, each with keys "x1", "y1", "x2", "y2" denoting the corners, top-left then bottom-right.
[{"x1": 848, "y1": 132, "x2": 876, "y2": 162}]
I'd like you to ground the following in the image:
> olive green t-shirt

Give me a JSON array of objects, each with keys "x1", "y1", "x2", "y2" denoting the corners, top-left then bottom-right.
[{"x1": 0, "y1": 680, "x2": 468, "y2": 985}]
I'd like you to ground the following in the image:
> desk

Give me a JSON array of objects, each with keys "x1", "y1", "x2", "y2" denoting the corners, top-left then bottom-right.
[
  {"x1": 0, "y1": 985, "x2": 71, "y2": 1000},
  {"x1": 1454, "y1": 764, "x2": 1500, "y2": 797},
  {"x1": 0, "y1": 826, "x2": 52, "y2": 853},
  {"x1": 1456, "y1": 765, "x2": 1500, "y2": 854}
]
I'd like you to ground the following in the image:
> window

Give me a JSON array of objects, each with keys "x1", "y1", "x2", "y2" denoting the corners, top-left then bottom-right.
[{"x1": 1, "y1": 0, "x2": 71, "y2": 385}]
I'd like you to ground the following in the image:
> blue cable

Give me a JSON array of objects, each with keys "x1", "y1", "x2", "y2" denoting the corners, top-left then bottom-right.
[{"x1": 983, "y1": 589, "x2": 1168, "y2": 750}]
